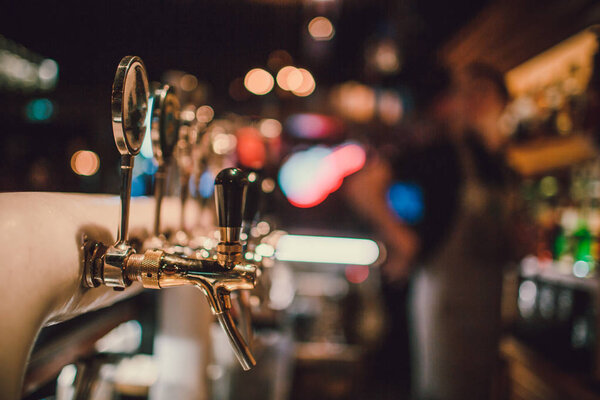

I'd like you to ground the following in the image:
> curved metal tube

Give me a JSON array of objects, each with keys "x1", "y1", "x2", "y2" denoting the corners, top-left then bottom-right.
[{"x1": 216, "y1": 310, "x2": 256, "y2": 370}]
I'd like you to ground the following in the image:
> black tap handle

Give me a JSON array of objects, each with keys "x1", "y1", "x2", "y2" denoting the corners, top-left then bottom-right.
[
  {"x1": 242, "y1": 170, "x2": 262, "y2": 228},
  {"x1": 215, "y1": 168, "x2": 248, "y2": 229}
]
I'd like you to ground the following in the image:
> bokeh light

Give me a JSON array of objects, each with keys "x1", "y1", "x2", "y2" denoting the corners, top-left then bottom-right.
[
  {"x1": 180, "y1": 74, "x2": 198, "y2": 91},
  {"x1": 71, "y1": 150, "x2": 100, "y2": 176},
  {"x1": 38, "y1": 58, "x2": 58, "y2": 89},
  {"x1": 573, "y1": 260, "x2": 590, "y2": 278},
  {"x1": 212, "y1": 132, "x2": 237, "y2": 155},
  {"x1": 262, "y1": 178, "x2": 275, "y2": 193},
  {"x1": 196, "y1": 105, "x2": 214, "y2": 123},
  {"x1": 259, "y1": 118, "x2": 282, "y2": 138},
  {"x1": 308, "y1": 16, "x2": 335, "y2": 41},
  {"x1": 276, "y1": 66, "x2": 301, "y2": 91},
  {"x1": 278, "y1": 142, "x2": 366, "y2": 208},
  {"x1": 236, "y1": 126, "x2": 266, "y2": 169},
  {"x1": 292, "y1": 68, "x2": 316, "y2": 97},
  {"x1": 229, "y1": 77, "x2": 251, "y2": 101},
  {"x1": 378, "y1": 90, "x2": 403, "y2": 125},
  {"x1": 267, "y1": 49, "x2": 293, "y2": 72},
  {"x1": 372, "y1": 39, "x2": 401, "y2": 74},
  {"x1": 330, "y1": 82, "x2": 376, "y2": 123},
  {"x1": 345, "y1": 265, "x2": 370, "y2": 284},
  {"x1": 539, "y1": 175, "x2": 559, "y2": 197},
  {"x1": 25, "y1": 98, "x2": 54, "y2": 122},
  {"x1": 244, "y1": 68, "x2": 274, "y2": 95},
  {"x1": 276, "y1": 235, "x2": 379, "y2": 265},
  {"x1": 199, "y1": 170, "x2": 215, "y2": 198},
  {"x1": 286, "y1": 113, "x2": 343, "y2": 139},
  {"x1": 387, "y1": 182, "x2": 424, "y2": 224}
]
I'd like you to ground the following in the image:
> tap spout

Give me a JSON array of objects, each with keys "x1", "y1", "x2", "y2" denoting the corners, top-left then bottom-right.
[{"x1": 124, "y1": 249, "x2": 258, "y2": 369}]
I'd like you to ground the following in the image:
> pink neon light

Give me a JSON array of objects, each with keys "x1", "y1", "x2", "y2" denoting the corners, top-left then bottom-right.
[{"x1": 281, "y1": 142, "x2": 366, "y2": 208}]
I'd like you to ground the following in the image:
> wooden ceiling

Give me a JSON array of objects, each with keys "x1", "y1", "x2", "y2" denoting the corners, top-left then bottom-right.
[{"x1": 440, "y1": 0, "x2": 600, "y2": 73}]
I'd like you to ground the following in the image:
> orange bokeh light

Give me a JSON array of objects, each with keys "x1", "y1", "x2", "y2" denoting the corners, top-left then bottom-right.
[
  {"x1": 308, "y1": 16, "x2": 335, "y2": 41},
  {"x1": 71, "y1": 150, "x2": 100, "y2": 176},
  {"x1": 236, "y1": 127, "x2": 266, "y2": 169},
  {"x1": 244, "y1": 68, "x2": 274, "y2": 95},
  {"x1": 292, "y1": 68, "x2": 316, "y2": 97},
  {"x1": 276, "y1": 66, "x2": 302, "y2": 91}
]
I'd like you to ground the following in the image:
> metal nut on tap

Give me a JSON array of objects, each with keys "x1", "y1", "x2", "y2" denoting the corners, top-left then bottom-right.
[
  {"x1": 126, "y1": 249, "x2": 163, "y2": 289},
  {"x1": 217, "y1": 231, "x2": 244, "y2": 267}
]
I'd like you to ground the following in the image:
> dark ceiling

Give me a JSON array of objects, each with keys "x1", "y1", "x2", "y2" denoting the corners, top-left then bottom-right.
[
  {"x1": 0, "y1": 0, "x2": 489, "y2": 193},
  {"x1": 0, "y1": 0, "x2": 488, "y2": 93}
]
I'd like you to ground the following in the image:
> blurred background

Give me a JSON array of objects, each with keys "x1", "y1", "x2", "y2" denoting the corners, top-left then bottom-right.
[{"x1": 5, "y1": 0, "x2": 600, "y2": 399}]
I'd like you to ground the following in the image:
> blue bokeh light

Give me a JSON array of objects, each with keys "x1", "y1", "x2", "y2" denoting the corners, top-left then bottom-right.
[
  {"x1": 25, "y1": 98, "x2": 54, "y2": 122},
  {"x1": 199, "y1": 170, "x2": 215, "y2": 199},
  {"x1": 387, "y1": 182, "x2": 424, "y2": 224}
]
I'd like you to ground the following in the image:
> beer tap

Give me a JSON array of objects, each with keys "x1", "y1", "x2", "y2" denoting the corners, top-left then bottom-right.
[
  {"x1": 215, "y1": 168, "x2": 247, "y2": 269},
  {"x1": 172, "y1": 106, "x2": 196, "y2": 246},
  {"x1": 242, "y1": 170, "x2": 262, "y2": 252},
  {"x1": 83, "y1": 56, "x2": 258, "y2": 370},
  {"x1": 102, "y1": 55, "x2": 150, "y2": 290},
  {"x1": 149, "y1": 84, "x2": 180, "y2": 243}
]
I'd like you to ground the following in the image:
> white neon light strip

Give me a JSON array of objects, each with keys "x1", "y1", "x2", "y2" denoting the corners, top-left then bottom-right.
[{"x1": 275, "y1": 234, "x2": 379, "y2": 265}]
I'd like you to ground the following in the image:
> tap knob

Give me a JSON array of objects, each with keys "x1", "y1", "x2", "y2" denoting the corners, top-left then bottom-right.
[{"x1": 215, "y1": 168, "x2": 248, "y2": 268}]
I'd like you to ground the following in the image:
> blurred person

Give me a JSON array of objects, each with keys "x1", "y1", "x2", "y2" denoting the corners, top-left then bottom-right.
[{"x1": 345, "y1": 62, "x2": 512, "y2": 400}]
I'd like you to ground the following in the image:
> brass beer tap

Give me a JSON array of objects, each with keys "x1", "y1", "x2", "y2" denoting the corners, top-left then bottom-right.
[{"x1": 83, "y1": 56, "x2": 258, "y2": 370}]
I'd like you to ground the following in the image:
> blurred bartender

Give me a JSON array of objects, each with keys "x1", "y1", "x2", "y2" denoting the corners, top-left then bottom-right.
[{"x1": 346, "y1": 62, "x2": 512, "y2": 399}]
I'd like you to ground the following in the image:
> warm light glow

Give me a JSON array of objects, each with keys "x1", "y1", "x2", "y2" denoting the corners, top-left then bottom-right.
[
  {"x1": 308, "y1": 16, "x2": 335, "y2": 41},
  {"x1": 236, "y1": 126, "x2": 266, "y2": 169},
  {"x1": 71, "y1": 150, "x2": 100, "y2": 176},
  {"x1": 244, "y1": 68, "x2": 274, "y2": 95},
  {"x1": 229, "y1": 77, "x2": 250, "y2": 101},
  {"x1": 180, "y1": 74, "x2": 198, "y2": 91},
  {"x1": 267, "y1": 49, "x2": 293, "y2": 72},
  {"x1": 378, "y1": 90, "x2": 403, "y2": 125},
  {"x1": 212, "y1": 133, "x2": 237, "y2": 155},
  {"x1": 257, "y1": 221, "x2": 270, "y2": 235},
  {"x1": 373, "y1": 39, "x2": 401, "y2": 74},
  {"x1": 196, "y1": 105, "x2": 214, "y2": 123},
  {"x1": 345, "y1": 265, "x2": 370, "y2": 284},
  {"x1": 276, "y1": 235, "x2": 379, "y2": 265},
  {"x1": 292, "y1": 68, "x2": 316, "y2": 97},
  {"x1": 256, "y1": 243, "x2": 275, "y2": 258},
  {"x1": 330, "y1": 82, "x2": 376, "y2": 123},
  {"x1": 259, "y1": 118, "x2": 282, "y2": 138},
  {"x1": 276, "y1": 66, "x2": 302, "y2": 91},
  {"x1": 262, "y1": 178, "x2": 275, "y2": 193},
  {"x1": 505, "y1": 30, "x2": 598, "y2": 97}
]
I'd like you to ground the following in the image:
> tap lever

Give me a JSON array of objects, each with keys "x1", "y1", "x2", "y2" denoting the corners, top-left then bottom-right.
[
  {"x1": 214, "y1": 168, "x2": 248, "y2": 268},
  {"x1": 149, "y1": 84, "x2": 180, "y2": 237},
  {"x1": 104, "y1": 56, "x2": 150, "y2": 289}
]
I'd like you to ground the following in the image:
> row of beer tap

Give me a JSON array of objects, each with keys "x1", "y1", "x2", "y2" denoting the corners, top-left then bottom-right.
[{"x1": 83, "y1": 56, "x2": 279, "y2": 371}]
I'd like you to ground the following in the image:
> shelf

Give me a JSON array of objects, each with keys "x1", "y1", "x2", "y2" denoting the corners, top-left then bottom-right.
[{"x1": 506, "y1": 134, "x2": 597, "y2": 176}]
